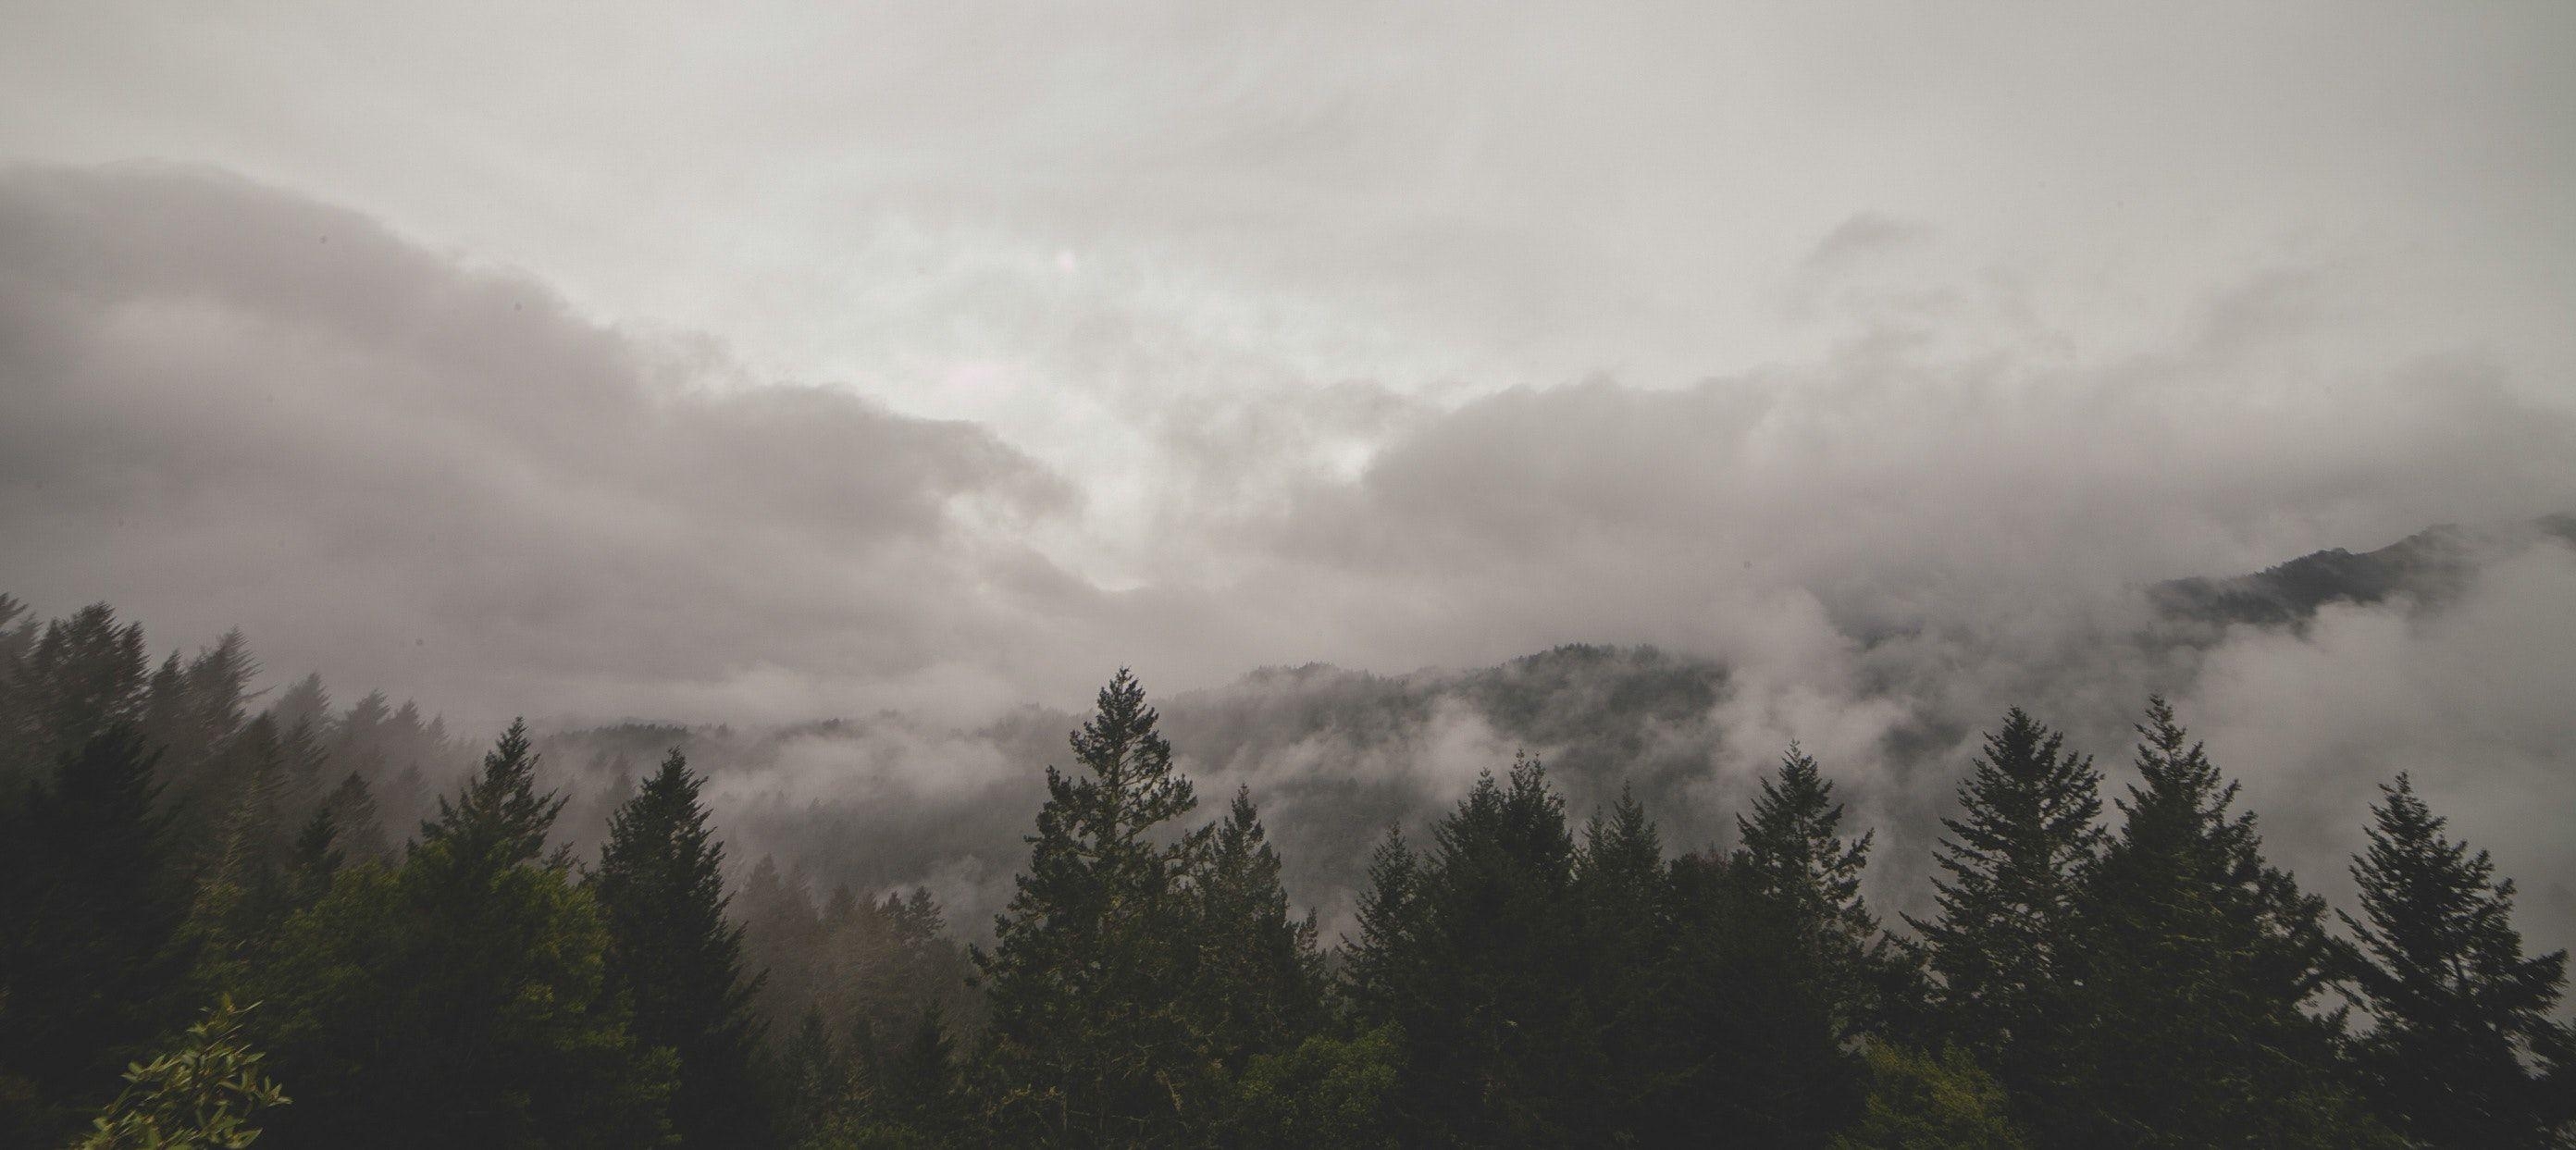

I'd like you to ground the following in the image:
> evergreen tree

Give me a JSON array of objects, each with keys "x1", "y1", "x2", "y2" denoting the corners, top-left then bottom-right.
[
  {"x1": 1737, "y1": 744, "x2": 1889, "y2": 1040},
  {"x1": 180, "y1": 717, "x2": 306, "y2": 995},
  {"x1": 421, "y1": 717, "x2": 568, "y2": 873},
  {"x1": 2056, "y1": 698, "x2": 2391, "y2": 1148},
  {"x1": 4, "y1": 603, "x2": 148, "y2": 780},
  {"x1": 319, "y1": 771, "x2": 389, "y2": 861},
  {"x1": 594, "y1": 748, "x2": 773, "y2": 1148},
  {"x1": 267, "y1": 673, "x2": 332, "y2": 740},
  {"x1": 1573, "y1": 786, "x2": 1670, "y2": 1125},
  {"x1": 1342, "y1": 826, "x2": 1420, "y2": 1022},
  {"x1": 775, "y1": 1008, "x2": 845, "y2": 1147},
  {"x1": 740, "y1": 855, "x2": 827, "y2": 1039},
  {"x1": 1216, "y1": 1026, "x2": 1404, "y2": 1150},
  {"x1": 1909, "y1": 709, "x2": 2103, "y2": 1100},
  {"x1": 0, "y1": 723, "x2": 190, "y2": 1144},
  {"x1": 284, "y1": 809, "x2": 344, "y2": 907},
  {"x1": 1344, "y1": 755, "x2": 1595, "y2": 1146},
  {"x1": 244, "y1": 721, "x2": 675, "y2": 1148},
  {"x1": 972, "y1": 670, "x2": 1211, "y2": 1146},
  {"x1": 2340, "y1": 773, "x2": 2572, "y2": 1148},
  {"x1": 815, "y1": 1002, "x2": 962, "y2": 1147},
  {"x1": 1651, "y1": 848, "x2": 1867, "y2": 1147},
  {"x1": 1189, "y1": 787, "x2": 1325, "y2": 1071}
]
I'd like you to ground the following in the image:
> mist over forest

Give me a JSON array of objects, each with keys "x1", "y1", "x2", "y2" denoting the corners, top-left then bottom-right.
[{"x1": 31, "y1": 514, "x2": 2559, "y2": 957}]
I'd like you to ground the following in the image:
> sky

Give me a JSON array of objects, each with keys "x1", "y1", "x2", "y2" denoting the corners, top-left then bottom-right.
[{"x1": 5, "y1": 5, "x2": 2575, "y2": 929}]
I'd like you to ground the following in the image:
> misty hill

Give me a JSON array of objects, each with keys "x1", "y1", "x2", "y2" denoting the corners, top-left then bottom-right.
[{"x1": 2149, "y1": 513, "x2": 2576, "y2": 629}]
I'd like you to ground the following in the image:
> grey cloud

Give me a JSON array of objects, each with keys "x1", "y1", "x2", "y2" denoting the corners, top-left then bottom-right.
[{"x1": 0, "y1": 164, "x2": 1082, "y2": 725}]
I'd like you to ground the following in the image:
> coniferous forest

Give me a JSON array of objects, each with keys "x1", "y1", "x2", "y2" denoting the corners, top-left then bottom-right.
[{"x1": 2, "y1": 595, "x2": 2569, "y2": 1149}]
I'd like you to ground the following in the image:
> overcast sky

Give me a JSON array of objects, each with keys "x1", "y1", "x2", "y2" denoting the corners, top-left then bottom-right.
[{"x1": 5, "y1": 3, "x2": 2573, "y2": 741}]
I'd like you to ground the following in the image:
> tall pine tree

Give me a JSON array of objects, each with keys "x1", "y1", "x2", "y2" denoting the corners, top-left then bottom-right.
[
  {"x1": 246, "y1": 719, "x2": 675, "y2": 1148},
  {"x1": 1344, "y1": 754, "x2": 1594, "y2": 1146},
  {"x1": 1573, "y1": 786, "x2": 1669, "y2": 1128},
  {"x1": 0, "y1": 723, "x2": 189, "y2": 1144},
  {"x1": 1909, "y1": 709, "x2": 2103, "y2": 1101},
  {"x1": 973, "y1": 669, "x2": 1211, "y2": 1147},
  {"x1": 594, "y1": 748, "x2": 773, "y2": 1148},
  {"x1": 2340, "y1": 773, "x2": 2571, "y2": 1148},
  {"x1": 2057, "y1": 697, "x2": 2390, "y2": 1148},
  {"x1": 1189, "y1": 786, "x2": 1325, "y2": 1072},
  {"x1": 1736, "y1": 744, "x2": 1891, "y2": 1042}
]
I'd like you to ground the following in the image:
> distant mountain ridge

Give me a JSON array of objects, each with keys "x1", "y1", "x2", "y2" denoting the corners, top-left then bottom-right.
[{"x1": 2150, "y1": 513, "x2": 2576, "y2": 629}]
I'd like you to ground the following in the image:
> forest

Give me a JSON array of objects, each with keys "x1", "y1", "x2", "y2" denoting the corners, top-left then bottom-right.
[{"x1": 0, "y1": 593, "x2": 2568, "y2": 1149}]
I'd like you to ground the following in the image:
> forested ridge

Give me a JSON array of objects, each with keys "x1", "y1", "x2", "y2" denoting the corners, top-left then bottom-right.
[{"x1": 1, "y1": 594, "x2": 2568, "y2": 1148}]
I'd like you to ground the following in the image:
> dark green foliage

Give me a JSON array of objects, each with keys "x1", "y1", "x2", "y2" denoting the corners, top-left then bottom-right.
[
  {"x1": 595, "y1": 748, "x2": 774, "y2": 1148},
  {"x1": 1215, "y1": 1025, "x2": 1403, "y2": 1149},
  {"x1": 1654, "y1": 848, "x2": 1868, "y2": 1147},
  {"x1": 803, "y1": 1003, "x2": 964, "y2": 1148},
  {"x1": 1736, "y1": 744, "x2": 1898, "y2": 1042},
  {"x1": 1573, "y1": 786, "x2": 1671, "y2": 1124},
  {"x1": 422, "y1": 717, "x2": 569, "y2": 872},
  {"x1": 0, "y1": 723, "x2": 191, "y2": 1144},
  {"x1": 972, "y1": 669, "x2": 1213, "y2": 1147},
  {"x1": 1188, "y1": 787, "x2": 1326, "y2": 1072},
  {"x1": 2341, "y1": 774, "x2": 2572, "y2": 1148},
  {"x1": 1828, "y1": 1045, "x2": 2028, "y2": 1150},
  {"x1": 1344, "y1": 754, "x2": 1599, "y2": 1145},
  {"x1": 775, "y1": 1008, "x2": 846, "y2": 1146},
  {"x1": 145, "y1": 630, "x2": 260, "y2": 833},
  {"x1": 1909, "y1": 709, "x2": 2103, "y2": 1101},
  {"x1": 242, "y1": 722, "x2": 676, "y2": 1148},
  {"x1": 1, "y1": 603, "x2": 149, "y2": 783},
  {"x1": 2052, "y1": 698, "x2": 2393, "y2": 1149},
  {"x1": 319, "y1": 771, "x2": 389, "y2": 861}
]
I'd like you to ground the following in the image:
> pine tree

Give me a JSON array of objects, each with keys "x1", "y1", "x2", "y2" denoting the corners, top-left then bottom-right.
[
  {"x1": 0, "y1": 723, "x2": 189, "y2": 1144},
  {"x1": 285, "y1": 808, "x2": 344, "y2": 906},
  {"x1": 1189, "y1": 787, "x2": 1325, "y2": 1071},
  {"x1": 739, "y1": 854, "x2": 826, "y2": 1041},
  {"x1": 2340, "y1": 774, "x2": 2571, "y2": 1148},
  {"x1": 1737, "y1": 744, "x2": 1889, "y2": 1041},
  {"x1": 1909, "y1": 709, "x2": 2103, "y2": 1099},
  {"x1": 267, "y1": 672, "x2": 332, "y2": 739},
  {"x1": 320, "y1": 771, "x2": 389, "y2": 861},
  {"x1": 5, "y1": 603, "x2": 148, "y2": 780},
  {"x1": 245, "y1": 721, "x2": 675, "y2": 1148},
  {"x1": 972, "y1": 669, "x2": 1211, "y2": 1146},
  {"x1": 2056, "y1": 697, "x2": 2391, "y2": 1148},
  {"x1": 421, "y1": 716, "x2": 567, "y2": 873},
  {"x1": 1651, "y1": 847, "x2": 1865, "y2": 1146},
  {"x1": 1344, "y1": 754, "x2": 1593, "y2": 1146},
  {"x1": 145, "y1": 631, "x2": 260, "y2": 825},
  {"x1": 775, "y1": 1007, "x2": 844, "y2": 1145},
  {"x1": 594, "y1": 748, "x2": 773, "y2": 1148},
  {"x1": 1574, "y1": 786, "x2": 1669, "y2": 1125},
  {"x1": 1342, "y1": 826, "x2": 1419, "y2": 1021}
]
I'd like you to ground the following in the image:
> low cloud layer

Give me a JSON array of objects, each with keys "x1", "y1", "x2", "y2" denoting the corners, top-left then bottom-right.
[{"x1": 1, "y1": 165, "x2": 1093, "y2": 723}]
